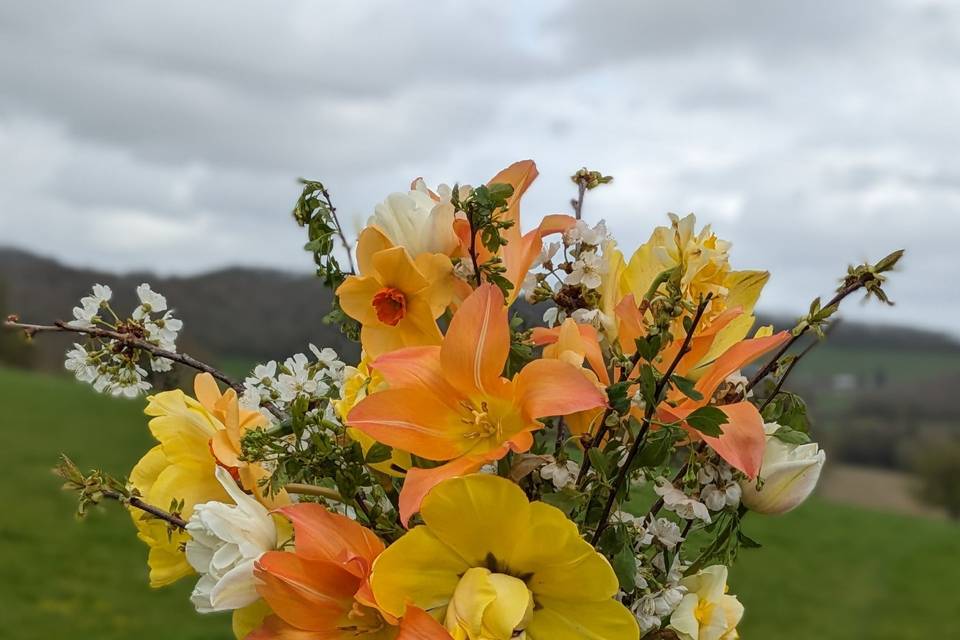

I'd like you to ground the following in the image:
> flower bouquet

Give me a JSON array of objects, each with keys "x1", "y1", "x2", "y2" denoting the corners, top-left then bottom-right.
[{"x1": 7, "y1": 160, "x2": 903, "y2": 639}]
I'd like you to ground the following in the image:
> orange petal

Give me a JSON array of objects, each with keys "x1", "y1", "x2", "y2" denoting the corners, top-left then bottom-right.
[
  {"x1": 615, "y1": 294, "x2": 646, "y2": 354},
  {"x1": 275, "y1": 503, "x2": 384, "y2": 577},
  {"x1": 688, "y1": 331, "x2": 791, "y2": 408},
  {"x1": 658, "y1": 307, "x2": 743, "y2": 379},
  {"x1": 513, "y1": 358, "x2": 607, "y2": 420},
  {"x1": 254, "y1": 553, "x2": 358, "y2": 633},
  {"x1": 347, "y1": 388, "x2": 472, "y2": 460},
  {"x1": 488, "y1": 159, "x2": 539, "y2": 238},
  {"x1": 371, "y1": 346, "x2": 463, "y2": 412},
  {"x1": 356, "y1": 226, "x2": 395, "y2": 276},
  {"x1": 337, "y1": 275, "x2": 384, "y2": 326},
  {"x1": 398, "y1": 456, "x2": 487, "y2": 526},
  {"x1": 193, "y1": 372, "x2": 221, "y2": 414},
  {"x1": 440, "y1": 284, "x2": 509, "y2": 397},
  {"x1": 246, "y1": 615, "x2": 319, "y2": 640},
  {"x1": 397, "y1": 606, "x2": 453, "y2": 639},
  {"x1": 700, "y1": 401, "x2": 767, "y2": 479}
]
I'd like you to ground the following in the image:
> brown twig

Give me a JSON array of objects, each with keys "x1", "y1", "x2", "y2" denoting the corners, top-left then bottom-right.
[
  {"x1": 3, "y1": 319, "x2": 284, "y2": 419},
  {"x1": 572, "y1": 179, "x2": 587, "y2": 220},
  {"x1": 592, "y1": 295, "x2": 713, "y2": 543},
  {"x1": 102, "y1": 489, "x2": 188, "y2": 529}
]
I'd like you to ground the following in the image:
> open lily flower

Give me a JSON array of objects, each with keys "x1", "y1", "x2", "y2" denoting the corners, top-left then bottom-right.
[
  {"x1": 348, "y1": 284, "x2": 607, "y2": 524},
  {"x1": 337, "y1": 227, "x2": 456, "y2": 358},
  {"x1": 252, "y1": 503, "x2": 450, "y2": 639},
  {"x1": 371, "y1": 474, "x2": 639, "y2": 640},
  {"x1": 454, "y1": 160, "x2": 576, "y2": 304},
  {"x1": 657, "y1": 330, "x2": 790, "y2": 479},
  {"x1": 129, "y1": 373, "x2": 281, "y2": 587}
]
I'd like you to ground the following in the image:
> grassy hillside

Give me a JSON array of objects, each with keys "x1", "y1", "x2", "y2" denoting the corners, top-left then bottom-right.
[{"x1": 0, "y1": 367, "x2": 957, "y2": 639}]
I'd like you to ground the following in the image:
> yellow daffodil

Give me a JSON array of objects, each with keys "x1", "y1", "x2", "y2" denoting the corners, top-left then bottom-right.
[
  {"x1": 129, "y1": 373, "x2": 283, "y2": 588},
  {"x1": 335, "y1": 355, "x2": 412, "y2": 477},
  {"x1": 613, "y1": 213, "x2": 768, "y2": 360},
  {"x1": 668, "y1": 565, "x2": 743, "y2": 640},
  {"x1": 337, "y1": 226, "x2": 455, "y2": 358},
  {"x1": 370, "y1": 474, "x2": 639, "y2": 640}
]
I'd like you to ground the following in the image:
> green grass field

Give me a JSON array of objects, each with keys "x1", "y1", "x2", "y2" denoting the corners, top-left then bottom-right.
[{"x1": 1, "y1": 367, "x2": 957, "y2": 639}]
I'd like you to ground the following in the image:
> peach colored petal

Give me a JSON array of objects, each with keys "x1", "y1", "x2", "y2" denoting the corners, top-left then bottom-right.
[
  {"x1": 701, "y1": 401, "x2": 767, "y2": 479},
  {"x1": 397, "y1": 606, "x2": 453, "y2": 639},
  {"x1": 254, "y1": 553, "x2": 358, "y2": 633},
  {"x1": 687, "y1": 331, "x2": 791, "y2": 409},
  {"x1": 356, "y1": 226, "x2": 395, "y2": 276},
  {"x1": 276, "y1": 503, "x2": 384, "y2": 577},
  {"x1": 615, "y1": 294, "x2": 646, "y2": 354},
  {"x1": 347, "y1": 388, "x2": 472, "y2": 461},
  {"x1": 513, "y1": 358, "x2": 607, "y2": 420},
  {"x1": 658, "y1": 307, "x2": 743, "y2": 378},
  {"x1": 440, "y1": 284, "x2": 509, "y2": 397},
  {"x1": 398, "y1": 456, "x2": 487, "y2": 526},
  {"x1": 371, "y1": 347, "x2": 463, "y2": 411}
]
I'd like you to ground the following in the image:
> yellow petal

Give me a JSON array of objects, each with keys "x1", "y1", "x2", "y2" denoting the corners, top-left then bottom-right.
[
  {"x1": 373, "y1": 246, "x2": 429, "y2": 293},
  {"x1": 527, "y1": 596, "x2": 639, "y2": 640},
  {"x1": 419, "y1": 474, "x2": 530, "y2": 569},
  {"x1": 370, "y1": 526, "x2": 469, "y2": 618},
  {"x1": 232, "y1": 598, "x2": 272, "y2": 639},
  {"x1": 356, "y1": 226, "x2": 395, "y2": 276}
]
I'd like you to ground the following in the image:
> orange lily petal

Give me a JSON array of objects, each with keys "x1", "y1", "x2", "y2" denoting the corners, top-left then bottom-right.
[
  {"x1": 615, "y1": 294, "x2": 646, "y2": 354},
  {"x1": 513, "y1": 359, "x2": 607, "y2": 420},
  {"x1": 397, "y1": 606, "x2": 453, "y2": 639},
  {"x1": 658, "y1": 307, "x2": 743, "y2": 378},
  {"x1": 371, "y1": 346, "x2": 463, "y2": 411},
  {"x1": 687, "y1": 331, "x2": 791, "y2": 408},
  {"x1": 701, "y1": 401, "x2": 767, "y2": 479},
  {"x1": 275, "y1": 503, "x2": 384, "y2": 578},
  {"x1": 440, "y1": 284, "x2": 509, "y2": 397},
  {"x1": 254, "y1": 553, "x2": 358, "y2": 633},
  {"x1": 399, "y1": 456, "x2": 487, "y2": 526},
  {"x1": 348, "y1": 388, "x2": 472, "y2": 461}
]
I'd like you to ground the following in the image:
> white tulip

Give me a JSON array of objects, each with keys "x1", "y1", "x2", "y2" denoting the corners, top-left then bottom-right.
[
  {"x1": 367, "y1": 188, "x2": 460, "y2": 257},
  {"x1": 184, "y1": 466, "x2": 278, "y2": 613},
  {"x1": 740, "y1": 422, "x2": 825, "y2": 515}
]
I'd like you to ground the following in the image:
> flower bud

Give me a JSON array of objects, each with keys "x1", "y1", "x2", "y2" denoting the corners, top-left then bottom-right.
[{"x1": 740, "y1": 422, "x2": 825, "y2": 514}]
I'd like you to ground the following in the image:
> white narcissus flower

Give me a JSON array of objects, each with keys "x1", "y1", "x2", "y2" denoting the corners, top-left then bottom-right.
[
  {"x1": 367, "y1": 188, "x2": 460, "y2": 257},
  {"x1": 185, "y1": 466, "x2": 278, "y2": 613},
  {"x1": 669, "y1": 565, "x2": 743, "y2": 640},
  {"x1": 739, "y1": 422, "x2": 825, "y2": 515}
]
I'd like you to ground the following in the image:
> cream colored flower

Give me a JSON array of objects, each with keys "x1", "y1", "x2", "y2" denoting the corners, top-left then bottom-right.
[
  {"x1": 367, "y1": 187, "x2": 460, "y2": 257},
  {"x1": 740, "y1": 422, "x2": 825, "y2": 514},
  {"x1": 669, "y1": 565, "x2": 743, "y2": 640}
]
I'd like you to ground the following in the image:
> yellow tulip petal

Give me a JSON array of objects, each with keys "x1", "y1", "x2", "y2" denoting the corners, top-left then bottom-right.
[
  {"x1": 371, "y1": 527, "x2": 469, "y2": 618},
  {"x1": 527, "y1": 596, "x2": 639, "y2": 640},
  {"x1": 447, "y1": 567, "x2": 497, "y2": 637},
  {"x1": 483, "y1": 573, "x2": 534, "y2": 639},
  {"x1": 232, "y1": 598, "x2": 272, "y2": 640},
  {"x1": 419, "y1": 474, "x2": 530, "y2": 569},
  {"x1": 517, "y1": 503, "x2": 619, "y2": 601},
  {"x1": 129, "y1": 444, "x2": 168, "y2": 496}
]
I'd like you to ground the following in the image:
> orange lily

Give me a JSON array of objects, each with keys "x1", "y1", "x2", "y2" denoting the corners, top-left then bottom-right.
[
  {"x1": 453, "y1": 160, "x2": 576, "y2": 304},
  {"x1": 337, "y1": 226, "x2": 455, "y2": 358},
  {"x1": 252, "y1": 503, "x2": 450, "y2": 639},
  {"x1": 347, "y1": 284, "x2": 607, "y2": 524},
  {"x1": 657, "y1": 330, "x2": 790, "y2": 479},
  {"x1": 614, "y1": 295, "x2": 789, "y2": 477},
  {"x1": 531, "y1": 318, "x2": 609, "y2": 437}
]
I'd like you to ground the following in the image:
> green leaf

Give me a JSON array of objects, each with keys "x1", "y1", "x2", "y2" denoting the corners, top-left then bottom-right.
[
  {"x1": 685, "y1": 406, "x2": 728, "y2": 437},
  {"x1": 588, "y1": 448, "x2": 611, "y2": 479},
  {"x1": 610, "y1": 545, "x2": 637, "y2": 592},
  {"x1": 638, "y1": 364, "x2": 657, "y2": 406},
  {"x1": 671, "y1": 375, "x2": 703, "y2": 401},
  {"x1": 364, "y1": 442, "x2": 393, "y2": 464},
  {"x1": 771, "y1": 425, "x2": 811, "y2": 445}
]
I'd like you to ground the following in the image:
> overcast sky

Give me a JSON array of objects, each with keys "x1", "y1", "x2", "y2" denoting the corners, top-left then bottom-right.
[{"x1": 1, "y1": 1, "x2": 957, "y2": 335}]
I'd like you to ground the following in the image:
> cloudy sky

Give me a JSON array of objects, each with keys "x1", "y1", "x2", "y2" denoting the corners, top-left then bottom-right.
[{"x1": 1, "y1": 1, "x2": 957, "y2": 334}]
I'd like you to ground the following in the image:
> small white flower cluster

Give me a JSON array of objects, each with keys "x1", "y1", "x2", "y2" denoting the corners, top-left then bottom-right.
[
  {"x1": 698, "y1": 460, "x2": 743, "y2": 512},
  {"x1": 241, "y1": 344, "x2": 345, "y2": 415},
  {"x1": 63, "y1": 283, "x2": 183, "y2": 397},
  {"x1": 654, "y1": 477, "x2": 713, "y2": 523},
  {"x1": 632, "y1": 554, "x2": 688, "y2": 634},
  {"x1": 539, "y1": 459, "x2": 579, "y2": 490}
]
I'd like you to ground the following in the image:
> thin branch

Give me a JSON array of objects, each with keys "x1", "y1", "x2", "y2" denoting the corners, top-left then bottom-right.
[
  {"x1": 102, "y1": 489, "x2": 188, "y2": 530},
  {"x1": 747, "y1": 278, "x2": 869, "y2": 391},
  {"x1": 592, "y1": 295, "x2": 713, "y2": 543},
  {"x1": 283, "y1": 483, "x2": 343, "y2": 502},
  {"x1": 572, "y1": 180, "x2": 587, "y2": 220},
  {"x1": 756, "y1": 332, "x2": 825, "y2": 413},
  {"x1": 316, "y1": 183, "x2": 356, "y2": 275},
  {"x1": 4, "y1": 319, "x2": 284, "y2": 419}
]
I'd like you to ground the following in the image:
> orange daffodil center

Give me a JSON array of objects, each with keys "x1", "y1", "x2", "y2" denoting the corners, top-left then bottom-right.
[
  {"x1": 372, "y1": 286, "x2": 408, "y2": 326},
  {"x1": 347, "y1": 284, "x2": 607, "y2": 525}
]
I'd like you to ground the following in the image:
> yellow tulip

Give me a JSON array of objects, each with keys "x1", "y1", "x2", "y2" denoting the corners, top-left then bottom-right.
[{"x1": 370, "y1": 474, "x2": 639, "y2": 640}]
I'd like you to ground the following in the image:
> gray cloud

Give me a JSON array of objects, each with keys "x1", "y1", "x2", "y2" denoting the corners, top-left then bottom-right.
[{"x1": 0, "y1": 0, "x2": 957, "y2": 336}]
